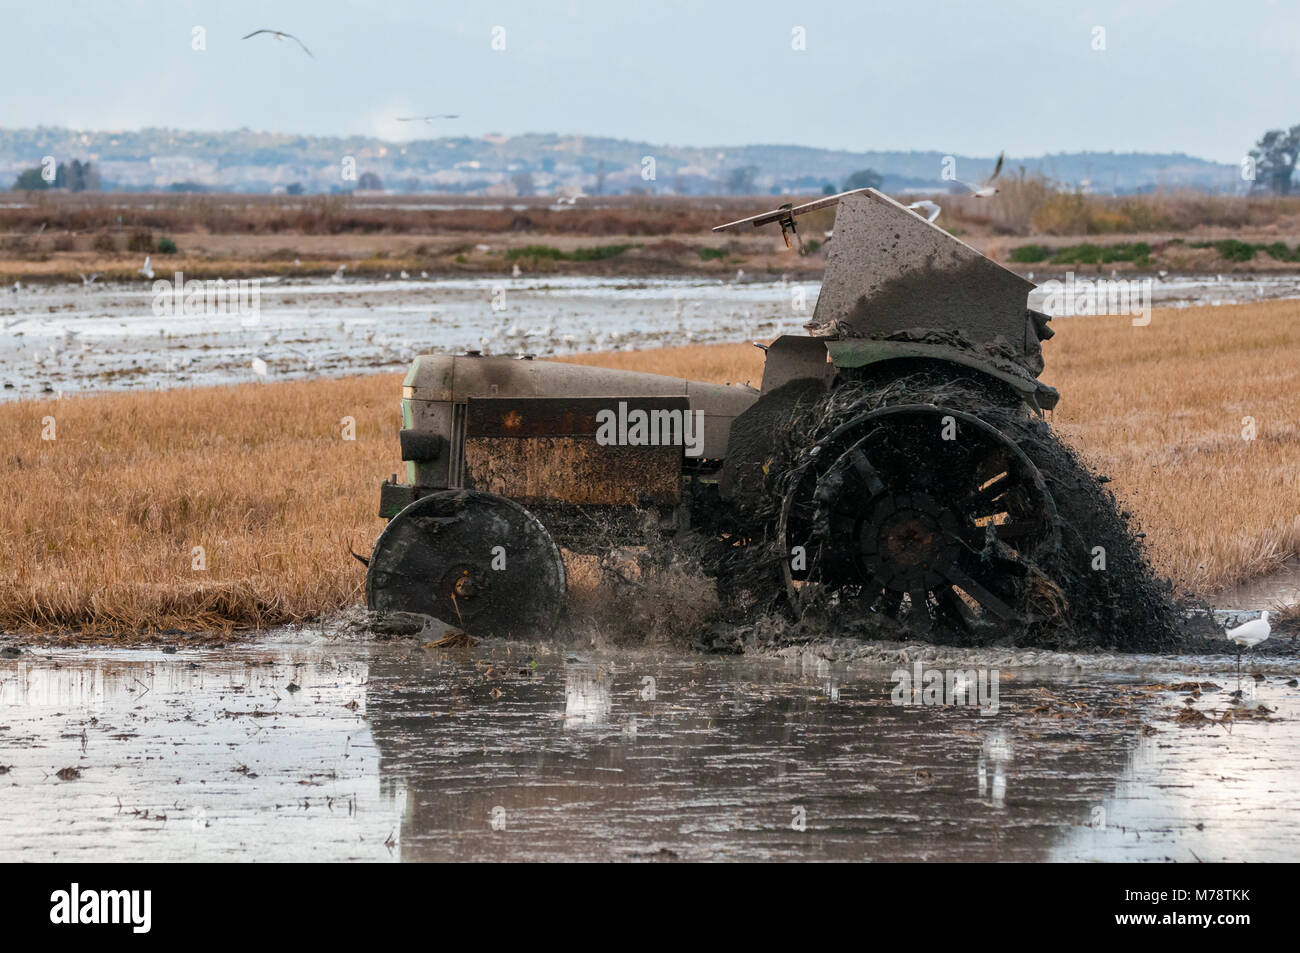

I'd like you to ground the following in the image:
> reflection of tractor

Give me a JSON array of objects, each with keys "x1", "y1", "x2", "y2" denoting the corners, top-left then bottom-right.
[{"x1": 366, "y1": 189, "x2": 1170, "y2": 647}]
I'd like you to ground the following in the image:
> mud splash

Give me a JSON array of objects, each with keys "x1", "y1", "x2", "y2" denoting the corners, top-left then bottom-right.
[{"x1": 711, "y1": 371, "x2": 1183, "y2": 653}]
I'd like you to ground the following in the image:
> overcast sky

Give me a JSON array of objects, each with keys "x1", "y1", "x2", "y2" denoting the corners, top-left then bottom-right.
[{"x1": 3, "y1": 0, "x2": 1296, "y2": 162}]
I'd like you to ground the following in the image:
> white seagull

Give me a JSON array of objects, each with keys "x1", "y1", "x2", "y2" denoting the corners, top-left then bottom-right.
[
  {"x1": 242, "y1": 29, "x2": 314, "y2": 59},
  {"x1": 1225, "y1": 611, "x2": 1271, "y2": 676},
  {"x1": 957, "y1": 152, "x2": 1005, "y2": 198},
  {"x1": 331, "y1": 264, "x2": 346, "y2": 283},
  {"x1": 138, "y1": 256, "x2": 154, "y2": 279},
  {"x1": 78, "y1": 272, "x2": 99, "y2": 286},
  {"x1": 906, "y1": 200, "x2": 942, "y2": 223}
]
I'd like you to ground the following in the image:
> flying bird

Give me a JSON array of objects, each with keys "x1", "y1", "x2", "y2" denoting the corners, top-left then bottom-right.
[
  {"x1": 138, "y1": 256, "x2": 154, "y2": 279},
  {"x1": 906, "y1": 200, "x2": 942, "y2": 223},
  {"x1": 1226, "y1": 611, "x2": 1271, "y2": 677},
  {"x1": 78, "y1": 272, "x2": 99, "y2": 286},
  {"x1": 395, "y1": 114, "x2": 459, "y2": 123},
  {"x1": 242, "y1": 29, "x2": 314, "y2": 59},
  {"x1": 957, "y1": 152, "x2": 1005, "y2": 198}
]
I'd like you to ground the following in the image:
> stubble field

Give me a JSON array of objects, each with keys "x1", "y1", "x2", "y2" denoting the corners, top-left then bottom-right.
[{"x1": 1, "y1": 298, "x2": 1297, "y2": 636}]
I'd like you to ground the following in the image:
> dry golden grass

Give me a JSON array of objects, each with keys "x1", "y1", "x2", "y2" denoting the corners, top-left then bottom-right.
[
  {"x1": 2, "y1": 299, "x2": 1297, "y2": 635},
  {"x1": 1042, "y1": 299, "x2": 1300, "y2": 595},
  {"x1": 1, "y1": 375, "x2": 402, "y2": 635},
  {"x1": 559, "y1": 342, "x2": 766, "y2": 387}
]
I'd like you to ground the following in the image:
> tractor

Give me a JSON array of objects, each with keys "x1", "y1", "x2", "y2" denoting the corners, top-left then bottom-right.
[{"x1": 364, "y1": 188, "x2": 1169, "y2": 646}]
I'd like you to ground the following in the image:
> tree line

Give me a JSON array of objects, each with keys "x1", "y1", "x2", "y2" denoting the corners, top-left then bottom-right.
[{"x1": 12, "y1": 159, "x2": 101, "y2": 192}]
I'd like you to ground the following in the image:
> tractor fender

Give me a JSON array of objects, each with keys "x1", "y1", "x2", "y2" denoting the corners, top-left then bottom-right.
[{"x1": 823, "y1": 339, "x2": 1059, "y2": 412}]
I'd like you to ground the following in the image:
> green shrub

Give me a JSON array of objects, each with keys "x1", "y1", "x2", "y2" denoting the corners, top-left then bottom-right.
[
  {"x1": 1215, "y1": 239, "x2": 1255, "y2": 262},
  {"x1": 1050, "y1": 241, "x2": 1151, "y2": 266},
  {"x1": 698, "y1": 247, "x2": 727, "y2": 261},
  {"x1": 1009, "y1": 244, "x2": 1051, "y2": 263},
  {"x1": 157, "y1": 236, "x2": 178, "y2": 254},
  {"x1": 1264, "y1": 241, "x2": 1300, "y2": 262},
  {"x1": 507, "y1": 244, "x2": 565, "y2": 261},
  {"x1": 564, "y1": 243, "x2": 638, "y2": 262},
  {"x1": 506, "y1": 243, "x2": 638, "y2": 262}
]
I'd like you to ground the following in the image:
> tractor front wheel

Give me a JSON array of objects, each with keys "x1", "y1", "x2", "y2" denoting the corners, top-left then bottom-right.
[{"x1": 366, "y1": 490, "x2": 567, "y2": 638}]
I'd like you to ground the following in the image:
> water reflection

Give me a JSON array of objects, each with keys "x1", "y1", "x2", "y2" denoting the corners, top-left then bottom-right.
[
  {"x1": 977, "y1": 730, "x2": 1013, "y2": 810},
  {"x1": 563, "y1": 666, "x2": 612, "y2": 729},
  {"x1": 0, "y1": 649, "x2": 389, "y2": 862},
  {"x1": 364, "y1": 652, "x2": 1149, "y2": 861},
  {"x1": 2, "y1": 643, "x2": 1298, "y2": 861}
]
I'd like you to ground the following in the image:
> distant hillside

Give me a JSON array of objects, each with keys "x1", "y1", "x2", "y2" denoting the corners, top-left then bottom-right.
[{"x1": 0, "y1": 127, "x2": 1241, "y2": 196}]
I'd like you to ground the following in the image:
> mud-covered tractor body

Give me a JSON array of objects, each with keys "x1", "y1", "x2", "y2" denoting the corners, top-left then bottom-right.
[{"x1": 366, "y1": 189, "x2": 1074, "y2": 640}]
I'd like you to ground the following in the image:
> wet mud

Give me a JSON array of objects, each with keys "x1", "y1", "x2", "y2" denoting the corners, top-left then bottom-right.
[{"x1": 708, "y1": 371, "x2": 1185, "y2": 653}]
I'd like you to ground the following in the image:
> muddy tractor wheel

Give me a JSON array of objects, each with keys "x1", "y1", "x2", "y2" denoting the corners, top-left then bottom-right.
[
  {"x1": 779, "y1": 404, "x2": 1059, "y2": 634},
  {"x1": 366, "y1": 490, "x2": 567, "y2": 638}
]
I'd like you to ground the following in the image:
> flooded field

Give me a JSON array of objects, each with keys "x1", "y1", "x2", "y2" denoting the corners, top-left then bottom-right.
[
  {"x1": 1214, "y1": 559, "x2": 1300, "y2": 612},
  {"x1": 3, "y1": 635, "x2": 1297, "y2": 862},
  {"x1": 4, "y1": 271, "x2": 1300, "y2": 400}
]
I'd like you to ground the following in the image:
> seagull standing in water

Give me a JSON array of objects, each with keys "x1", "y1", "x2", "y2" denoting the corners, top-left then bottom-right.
[{"x1": 1226, "y1": 611, "x2": 1271, "y2": 676}]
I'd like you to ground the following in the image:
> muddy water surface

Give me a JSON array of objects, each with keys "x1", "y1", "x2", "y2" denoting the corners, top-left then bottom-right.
[{"x1": 1, "y1": 639, "x2": 1298, "y2": 862}]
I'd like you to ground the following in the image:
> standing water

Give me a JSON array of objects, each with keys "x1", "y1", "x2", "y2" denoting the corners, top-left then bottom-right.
[{"x1": 2, "y1": 638, "x2": 1297, "y2": 861}]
